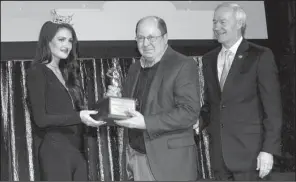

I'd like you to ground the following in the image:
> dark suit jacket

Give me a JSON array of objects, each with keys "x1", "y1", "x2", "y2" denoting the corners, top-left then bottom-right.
[
  {"x1": 200, "y1": 39, "x2": 283, "y2": 172},
  {"x1": 123, "y1": 46, "x2": 201, "y2": 181}
]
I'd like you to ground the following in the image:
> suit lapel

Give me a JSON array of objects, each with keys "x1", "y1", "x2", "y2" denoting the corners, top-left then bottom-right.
[
  {"x1": 208, "y1": 47, "x2": 222, "y2": 99},
  {"x1": 143, "y1": 47, "x2": 173, "y2": 115},
  {"x1": 222, "y1": 39, "x2": 249, "y2": 96}
]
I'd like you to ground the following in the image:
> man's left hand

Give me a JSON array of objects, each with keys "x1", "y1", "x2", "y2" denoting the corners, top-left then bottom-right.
[
  {"x1": 114, "y1": 110, "x2": 146, "y2": 129},
  {"x1": 193, "y1": 119, "x2": 200, "y2": 135},
  {"x1": 256, "y1": 151, "x2": 274, "y2": 178}
]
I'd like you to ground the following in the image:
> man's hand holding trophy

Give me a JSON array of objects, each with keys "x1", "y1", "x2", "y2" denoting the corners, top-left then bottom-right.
[
  {"x1": 105, "y1": 84, "x2": 146, "y2": 129},
  {"x1": 91, "y1": 60, "x2": 138, "y2": 126}
]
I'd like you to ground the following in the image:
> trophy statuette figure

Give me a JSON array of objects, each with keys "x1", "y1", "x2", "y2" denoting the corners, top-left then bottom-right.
[
  {"x1": 106, "y1": 62, "x2": 122, "y2": 97},
  {"x1": 91, "y1": 59, "x2": 136, "y2": 124}
]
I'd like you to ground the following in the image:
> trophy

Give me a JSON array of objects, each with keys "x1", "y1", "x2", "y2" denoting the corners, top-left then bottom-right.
[
  {"x1": 91, "y1": 59, "x2": 136, "y2": 124},
  {"x1": 106, "y1": 62, "x2": 122, "y2": 97}
]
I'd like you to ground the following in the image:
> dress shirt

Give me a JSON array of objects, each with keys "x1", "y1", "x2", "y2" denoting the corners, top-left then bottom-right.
[{"x1": 217, "y1": 36, "x2": 243, "y2": 81}]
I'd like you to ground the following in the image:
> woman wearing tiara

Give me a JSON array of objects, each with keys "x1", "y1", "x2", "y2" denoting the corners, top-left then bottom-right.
[{"x1": 26, "y1": 21, "x2": 105, "y2": 180}]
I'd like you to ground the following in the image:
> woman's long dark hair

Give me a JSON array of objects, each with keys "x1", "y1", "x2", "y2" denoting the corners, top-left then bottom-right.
[{"x1": 32, "y1": 21, "x2": 86, "y2": 110}]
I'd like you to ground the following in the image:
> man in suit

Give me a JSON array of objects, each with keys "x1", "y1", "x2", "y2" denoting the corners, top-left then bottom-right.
[
  {"x1": 107, "y1": 16, "x2": 201, "y2": 181},
  {"x1": 199, "y1": 2, "x2": 283, "y2": 181}
]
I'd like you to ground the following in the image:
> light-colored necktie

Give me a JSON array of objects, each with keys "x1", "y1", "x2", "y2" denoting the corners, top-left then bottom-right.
[{"x1": 219, "y1": 50, "x2": 232, "y2": 90}]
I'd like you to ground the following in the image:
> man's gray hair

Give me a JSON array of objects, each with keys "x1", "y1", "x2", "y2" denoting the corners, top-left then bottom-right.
[{"x1": 215, "y1": 2, "x2": 247, "y2": 36}]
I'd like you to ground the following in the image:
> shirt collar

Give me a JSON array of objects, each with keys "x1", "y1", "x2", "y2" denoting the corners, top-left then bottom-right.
[
  {"x1": 140, "y1": 44, "x2": 168, "y2": 68},
  {"x1": 221, "y1": 36, "x2": 243, "y2": 55}
]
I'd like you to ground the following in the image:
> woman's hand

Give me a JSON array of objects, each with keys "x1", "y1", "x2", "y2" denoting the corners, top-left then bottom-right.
[{"x1": 79, "y1": 110, "x2": 106, "y2": 127}]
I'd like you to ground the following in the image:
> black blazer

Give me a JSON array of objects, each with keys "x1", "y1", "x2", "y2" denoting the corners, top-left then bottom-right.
[
  {"x1": 26, "y1": 63, "x2": 83, "y2": 148},
  {"x1": 200, "y1": 39, "x2": 283, "y2": 172}
]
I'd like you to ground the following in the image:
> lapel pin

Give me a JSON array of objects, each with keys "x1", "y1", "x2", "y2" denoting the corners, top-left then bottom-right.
[{"x1": 238, "y1": 55, "x2": 243, "y2": 59}]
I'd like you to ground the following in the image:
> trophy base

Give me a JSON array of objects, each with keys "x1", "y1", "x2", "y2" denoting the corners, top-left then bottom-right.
[{"x1": 91, "y1": 97, "x2": 136, "y2": 126}]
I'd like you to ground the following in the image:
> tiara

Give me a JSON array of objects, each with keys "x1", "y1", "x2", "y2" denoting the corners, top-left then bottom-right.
[{"x1": 51, "y1": 9, "x2": 74, "y2": 25}]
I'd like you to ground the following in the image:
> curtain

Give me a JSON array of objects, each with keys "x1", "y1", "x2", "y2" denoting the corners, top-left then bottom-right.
[
  {"x1": 286, "y1": 0, "x2": 295, "y2": 54},
  {"x1": 0, "y1": 57, "x2": 212, "y2": 181},
  {"x1": 264, "y1": 0, "x2": 295, "y2": 172}
]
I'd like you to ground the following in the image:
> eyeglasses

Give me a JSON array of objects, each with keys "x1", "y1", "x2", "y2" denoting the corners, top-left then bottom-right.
[{"x1": 135, "y1": 34, "x2": 164, "y2": 43}]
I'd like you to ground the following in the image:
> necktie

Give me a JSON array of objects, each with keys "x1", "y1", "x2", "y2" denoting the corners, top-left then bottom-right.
[{"x1": 219, "y1": 50, "x2": 232, "y2": 90}]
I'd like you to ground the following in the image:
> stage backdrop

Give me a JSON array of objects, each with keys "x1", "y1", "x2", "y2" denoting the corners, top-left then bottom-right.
[
  {"x1": 0, "y1": 57, "x2": 213, "y2": 181},
  {"x1": 1, "y1": 1, "x2": 268, "y2": 42}
]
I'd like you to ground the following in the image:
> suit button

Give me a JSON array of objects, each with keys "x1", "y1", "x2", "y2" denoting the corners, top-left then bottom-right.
[{"x1": 221, "y1": 123, "x2": 224, "y2": 128}]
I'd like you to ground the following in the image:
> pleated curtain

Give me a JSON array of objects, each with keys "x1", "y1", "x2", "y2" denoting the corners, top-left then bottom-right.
[{"x1": 0, "y1": 57, "x2": 212, "y2": 181}]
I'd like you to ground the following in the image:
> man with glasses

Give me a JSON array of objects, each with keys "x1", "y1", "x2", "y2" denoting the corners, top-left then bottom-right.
[{"x1": 107, "y1": 16, "x2": 201, "y2": 181}]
